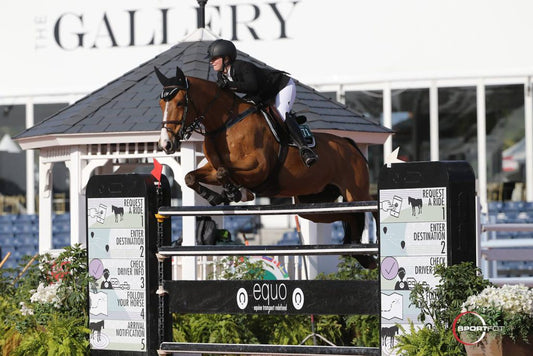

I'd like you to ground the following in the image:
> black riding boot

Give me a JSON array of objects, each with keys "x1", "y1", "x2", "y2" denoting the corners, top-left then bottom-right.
[{"x1": 285, "y1": 114, "x2": 318, "y2": 167}]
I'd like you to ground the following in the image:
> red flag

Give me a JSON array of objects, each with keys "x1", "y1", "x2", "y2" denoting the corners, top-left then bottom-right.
[{"x1": 151, "y1": 158, "x2": 163, "y2": 183}]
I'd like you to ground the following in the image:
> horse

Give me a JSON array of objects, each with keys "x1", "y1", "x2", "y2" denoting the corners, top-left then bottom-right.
[{"x1": 154, "y1": 66, "x2": 377, "y2": 268}]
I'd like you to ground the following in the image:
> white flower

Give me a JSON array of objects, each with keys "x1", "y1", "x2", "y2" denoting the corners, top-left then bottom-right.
[
  {"x1": 30, "y1": 281, "x2": 64, "y2": 308},
  {"x1": 19, "y1": 302, "x2": 34, "y2": 316},
  {"x1": 462, "y1": 284, "x2": 533, "y2": 316}
]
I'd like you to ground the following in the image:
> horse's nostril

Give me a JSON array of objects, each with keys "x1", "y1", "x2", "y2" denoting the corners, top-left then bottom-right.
[{"x1": 165, "y1": 142, "x2": 172, "y2": 151}]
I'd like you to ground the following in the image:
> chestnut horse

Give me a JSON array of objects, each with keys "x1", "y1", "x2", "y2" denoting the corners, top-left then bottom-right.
[{"x1": 155, "y1": 67, "x2": 377, "y2": 268}]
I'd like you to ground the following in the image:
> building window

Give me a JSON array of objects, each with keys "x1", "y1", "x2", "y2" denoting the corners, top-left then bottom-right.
[
  {"x1": 35, "y1": 103, "x2": 68, "y2": 124},
  {"x1": 35, "y1": 103, "x2": 69, "y2": 213},
  {"x1": 485, "y1": 84, "x2": 525, "y2": 201},
  {"x1": 345, "y1": 90, "x2": 383, "y2": 192},
  {"x1": 391, "y1": 89, "x2": 430, "y2": 162},
  {"x1": 0, "y1": 105, "x2": 26, "y2": 213},
  {"x1": 438, "y1": 86, "x2": 478, "y2": 164},
  {"x1": 344, "y1": 90, "x2": 382, "y2": 122}
]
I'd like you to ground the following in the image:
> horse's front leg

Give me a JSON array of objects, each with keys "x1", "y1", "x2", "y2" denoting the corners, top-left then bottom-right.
[
  {"x1": 184, "y1": 162, "x2": 228, "y2": 206},
  {"x1": 216, "y1": 167, "x2": 254, "y2": 203}
]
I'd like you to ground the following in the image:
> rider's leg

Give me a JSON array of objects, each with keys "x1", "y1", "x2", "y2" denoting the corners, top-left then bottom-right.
[
  {"x1": 275, "y1": 78, "x2": 297, "y2": 119},
  {"x1": 285, "y1": 113, "x2": 318, "y2": 167},
  {"x1": 275, "y1": 79, "x2": 318, "y2": 167}
]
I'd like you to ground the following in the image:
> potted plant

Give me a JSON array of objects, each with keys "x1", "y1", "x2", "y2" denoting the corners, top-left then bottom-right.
[{"x1": 459, "y1": 284, "x2": 533, "y2": 356}]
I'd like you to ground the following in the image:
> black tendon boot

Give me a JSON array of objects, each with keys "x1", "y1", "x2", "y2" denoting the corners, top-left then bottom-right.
[{"x1": 285, "y1": 113, "x2": 318, "y2": 167}]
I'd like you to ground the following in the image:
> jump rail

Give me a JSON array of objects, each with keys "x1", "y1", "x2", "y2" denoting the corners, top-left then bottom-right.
[
  {"x1": 158, "y1": 244, "x2": 379, "y2": 257},
  {"x1": 155, "y1": 201, "x2": 380, "y2": 356},
  {"x1": 158, "y1": 200, "x2": 378, "y2": 216},
  {"x1": 159, "y1": 342, "x2": 380, "y2": 355}
]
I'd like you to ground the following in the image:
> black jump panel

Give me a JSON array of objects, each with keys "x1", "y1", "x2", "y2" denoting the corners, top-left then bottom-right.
[{"x1": 165, "y1": 280, "x2": 379, "y2": 315}]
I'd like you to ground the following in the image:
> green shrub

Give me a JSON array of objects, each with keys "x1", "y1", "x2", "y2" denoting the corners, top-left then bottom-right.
[
  {"x1": 394, "y1": 262, "x2": 492, "y2": 356},
  {"x1": 0, "y1": 244, "x2": 91, "y2": 356}
]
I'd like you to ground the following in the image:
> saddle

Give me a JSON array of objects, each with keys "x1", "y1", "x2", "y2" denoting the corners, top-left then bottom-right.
[{"x1": 261, "y1": 106, "x2": 316, "y2": 148}]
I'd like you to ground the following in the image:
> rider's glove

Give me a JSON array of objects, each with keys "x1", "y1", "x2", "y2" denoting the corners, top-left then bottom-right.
[{"x1": 217, "y1": 75, "x2": 230, "y2": 89}]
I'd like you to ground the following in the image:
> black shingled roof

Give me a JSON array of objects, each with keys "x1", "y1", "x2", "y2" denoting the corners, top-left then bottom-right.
[{"x1": 15, "y1": 33, "x2": 391, "y2": 140}]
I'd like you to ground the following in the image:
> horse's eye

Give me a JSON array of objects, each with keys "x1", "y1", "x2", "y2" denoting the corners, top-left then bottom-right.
[{"x1": 177, "y1": 101, "x2": 185, "y2": 107}]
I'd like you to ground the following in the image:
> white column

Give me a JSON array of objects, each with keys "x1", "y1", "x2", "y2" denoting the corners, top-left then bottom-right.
[
  {"x1": 524, "y1": 80, "x2": 533, "y2": 201},
  {"x1": 66, "y1": 148, "x2": 86, "y2": 246},
  {"x1": 38, "y1": 156, "x2": 53, "y2": 253},
  {"x1": 25, "y1": 100, "x2": 35, "y2": 214},
  {"x1": 299, "y1": 219, "x2": 317, "y2": 279},
  {"x1": 383, "y1": 83, "x2": 393, "y2": 160},
  {"x1": 430, "y1": 82, "x2": 439, "y2": 161},
  {"x1": 180, "y1": 142, "x2": 198, "y2": 280},
  {"x1": 299, "y1": 219, "x2": 340, "y2": 278},
  {"x1": 477, "y1": 81, "x2": 488, "y2": 213}
]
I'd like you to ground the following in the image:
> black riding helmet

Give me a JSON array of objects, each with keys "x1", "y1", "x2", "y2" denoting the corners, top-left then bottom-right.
[{"x1": 206, "y1": 39, "x2": 237, "y2": 62}]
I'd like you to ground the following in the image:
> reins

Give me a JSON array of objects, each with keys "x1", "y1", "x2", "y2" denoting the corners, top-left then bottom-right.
[{"x1": 205, "y1": 105, "x2": 258, "y2": 137}]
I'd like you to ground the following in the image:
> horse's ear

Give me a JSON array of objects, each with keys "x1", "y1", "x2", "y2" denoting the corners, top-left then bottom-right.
[
  {"x1": 175, "y1": 67, "x2": 187, "y2": 89},
  {"x1": 154, "y1": 66, "x2": 168, "y2": 85}
]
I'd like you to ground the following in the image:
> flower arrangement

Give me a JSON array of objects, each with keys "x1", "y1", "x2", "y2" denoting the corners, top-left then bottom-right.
[{"x1": 461, "y1": 284, "x2": 533, "y2": 343}]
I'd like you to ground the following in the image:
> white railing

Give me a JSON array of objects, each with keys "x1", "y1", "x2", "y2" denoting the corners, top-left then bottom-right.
[{"x1": 479, "y1": 208, "x2": 533, "y2": 286}]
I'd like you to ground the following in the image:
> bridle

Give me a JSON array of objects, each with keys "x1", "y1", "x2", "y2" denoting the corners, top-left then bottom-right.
[{"x1": 160, "y1": 78, "x2": 222, "y2": 142}]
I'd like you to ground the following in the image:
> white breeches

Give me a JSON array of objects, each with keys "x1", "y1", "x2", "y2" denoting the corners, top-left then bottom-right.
[{"x1": 275, "y1": 78, "x2": 296, "y2": 121}]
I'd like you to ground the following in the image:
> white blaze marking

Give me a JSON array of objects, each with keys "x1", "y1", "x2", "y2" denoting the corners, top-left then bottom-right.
[
  {"x1": 160, "y1": 128, "x2": 169, "y2": 147},
  {"x1": 159, "y1": 102, "x2": 171, "y2": 148},
  {"x1": 163, "y1": 101, "x2": 169, "y2": 121}
]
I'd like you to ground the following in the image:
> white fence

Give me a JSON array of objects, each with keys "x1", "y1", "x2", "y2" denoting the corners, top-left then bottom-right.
[{"x1": 479, "y1": 201, "x2": 533, "y2": 286}]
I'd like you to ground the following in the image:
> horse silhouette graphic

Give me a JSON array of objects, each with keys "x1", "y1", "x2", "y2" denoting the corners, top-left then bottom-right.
[
  {"x1": 408, "y1": 197, "x2": 422, "y2": 216},
  {"x1": 111, "y1": 205, "x2": 124, "y2": 222},
  {"x1": 89, "y1": 320, "x2": 105, "y2": 342},
  {"x1": 381, "y1": 325, "x2": 399, "y2": 348}
]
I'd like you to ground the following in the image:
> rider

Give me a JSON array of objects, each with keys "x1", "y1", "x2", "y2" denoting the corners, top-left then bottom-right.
[{"x1": 206, "y1": 39, "x2": 318, "y2": 168}]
